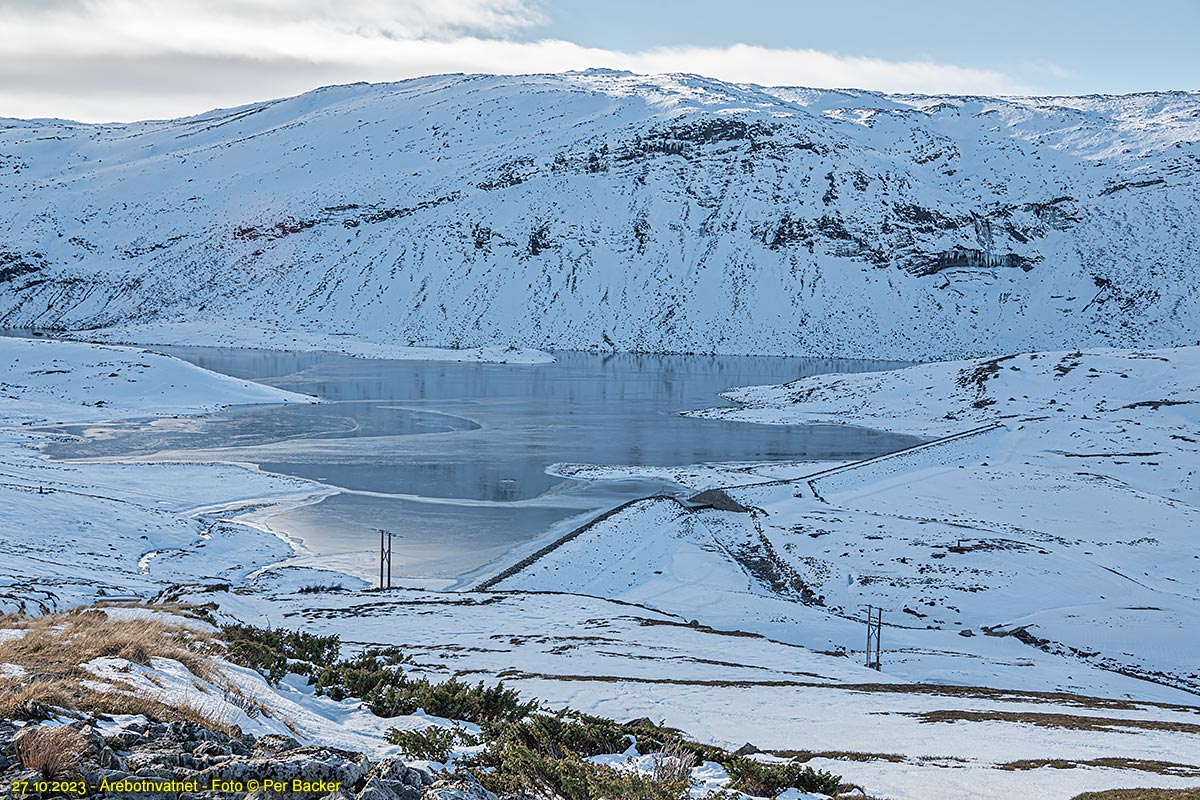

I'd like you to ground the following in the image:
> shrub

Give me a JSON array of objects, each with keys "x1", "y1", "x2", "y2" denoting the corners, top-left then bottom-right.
[
  {"x1": 312, "y1": 649, "x2": 535, "y2": 728},
  {"x1": 650, "y1": 738, "x2": 698, "y2": 782},
  {"x1": 313, "y1": 647, "x2": 407, "y2": 701},
  {"x1": 493, "y1": 711, "x2": 665, "y2": 759},
  {"x1": 297, "y1": 584, "x2": 344, "y2": 594},
  {"x1": 720, "y1": 756, "x2": 842, "y2": 797},
  {"x1": 478, "y1": 742, "x2": 690, "y2": 800},
  {"x1": 220, "y1": 623, "x2": 340, "y2": 682},
  {"x1": 368, "y1": 676, "x2": 536, "y2": 727},
  {"x1": 384, "y1": 726, "x2": 473, "y2": 762}
]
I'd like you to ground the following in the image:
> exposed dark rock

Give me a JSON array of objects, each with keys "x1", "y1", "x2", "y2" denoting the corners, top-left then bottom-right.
[
  {"x1": 253, "y1": 733, "x2": 301, "y2": 755},
  {"x1": 0, "y1": 717, "x2": 444, "y2": 800}
]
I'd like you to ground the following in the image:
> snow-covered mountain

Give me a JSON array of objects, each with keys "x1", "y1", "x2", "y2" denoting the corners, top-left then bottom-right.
[{"x1": 1, "y1": 71, "x2": 1198, "y2": 359}]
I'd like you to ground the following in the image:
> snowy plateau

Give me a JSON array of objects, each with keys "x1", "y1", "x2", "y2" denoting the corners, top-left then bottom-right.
[{"x1": 0, "y1": 70, "x2": 1199, "y2": 800}]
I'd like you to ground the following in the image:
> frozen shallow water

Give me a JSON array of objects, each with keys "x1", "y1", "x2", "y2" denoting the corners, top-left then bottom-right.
[{"x1": 41, "y1": 347, "x2": 921, "y2": 581}]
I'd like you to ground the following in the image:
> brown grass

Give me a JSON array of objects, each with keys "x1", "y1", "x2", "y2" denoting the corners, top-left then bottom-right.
[
  {"x1": 1002, "y1": 758, "x2": 1200, "y2": 778},
  {"x1": 771, "y1": 749, "x2": 907, "y2": 764},
  {"x1": 1071, "y1": 790, "x2": 1200, "y2": 800},
  {"x1": 14, "y1": 726, "x2": 90, "y2": 779},
  {"x1": 0, "y1": 609, "x2": 216, "y2": 676},
  {"x1": 0, "y1": 609, "x2": 235, "y2": 733},
  {"x1": 915, "y1": 710, "x2": 1200, "y2": 735}
]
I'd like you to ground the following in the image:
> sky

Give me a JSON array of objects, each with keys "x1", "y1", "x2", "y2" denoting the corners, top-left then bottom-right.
[{"x1": 0, "y1": 0, "x2": 1197, "y2": 122}]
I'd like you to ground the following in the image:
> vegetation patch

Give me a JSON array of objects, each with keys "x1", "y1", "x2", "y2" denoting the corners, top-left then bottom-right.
[
  {"x1": 312, "y1": 645, "x2": 536, "y2": 727},
  {"x1": 0, "y1": 609, "x2": 234, "y2": 733},
  {"x1": 915, "y1": 710, "x2": 1200, "y2": 735},
  {"x1": 313, "y1": 646, "x2": 409, "y2": 699},
  {"x1": 1071, "y1": 790, "x2": 1200, "y2": 800},
  {"x1": 369, "y1": 676, "x2": 536, "y2": 728},
  {"x1": 1001, "y1": 758, "x2": 1200, "y2": 777},
  {"x1": 479, "y1": 744, "x2": 692, "y2": 800},
  {"x1": 220, "y1": 622, "x2": 340, "y2": 682},
  {"x1": 718, "y1": 756, "x2": 842, "y2": 797},
  {"x1": 385, "y1": 726, "x2": 476, "y2": 762}
]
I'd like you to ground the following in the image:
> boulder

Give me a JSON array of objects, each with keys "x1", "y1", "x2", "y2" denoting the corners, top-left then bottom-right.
[
  {"x1": 252, "y1": 734, "x2": 301, "y2": 756},
  {"x1": 199, "y1": 746, "x2": 370, "y2": 791},
  {"x1": 421, "y1": 776, "x2": 499, "y2": 800},
  {"x1": 373, "y1": 757, "x2": 433, "y2": 788}
]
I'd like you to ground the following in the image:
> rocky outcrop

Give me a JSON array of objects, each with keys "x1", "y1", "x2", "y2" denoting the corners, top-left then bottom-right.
[{"x1": 0, "y1": 717, "x2": 476, "y2": 800}]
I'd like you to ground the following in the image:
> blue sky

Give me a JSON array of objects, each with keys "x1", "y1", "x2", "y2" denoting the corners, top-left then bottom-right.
[
  {"x1": 539, "y1": 0, "x2": 1200, "y2": 95},
  {"x1": 0, "y1": 0, "x2": 1196, "y2": 121}
]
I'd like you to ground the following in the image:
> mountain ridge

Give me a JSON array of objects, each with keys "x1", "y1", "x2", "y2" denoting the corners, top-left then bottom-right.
[{"x1": 1, "y1": 71, "x2": 1197, "y2": 359}]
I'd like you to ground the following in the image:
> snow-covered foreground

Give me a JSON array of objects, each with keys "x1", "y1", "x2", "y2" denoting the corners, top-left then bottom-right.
[
  {"x1": 2, "y1": 335, "x2": 1199, "y2": 799},
  {"x1": 179, "y1": 581, "x2": 1200, "y2": 800}
]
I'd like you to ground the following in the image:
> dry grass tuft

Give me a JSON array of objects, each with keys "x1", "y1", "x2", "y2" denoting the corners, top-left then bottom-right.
[
  {"x1": 649, "y1": 737, "x2": 698, "y2": 782},
  {"x1": 14, "y1": 725, "x2": 90, "y2": 779},
  {"x1": 0, "y1": 608, "x2": 233, "y2": 733}
]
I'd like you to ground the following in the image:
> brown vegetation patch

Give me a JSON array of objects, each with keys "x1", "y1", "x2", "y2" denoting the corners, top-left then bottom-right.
[
  {"x1": 915, "y1": 710, "x2": 1200, "y2": 735},
  {"x1": 1001, "y1": 758, "x2": 1200, "y2": 777},
  {"x1": 771, "y1": 749, "x2": 907, "y2": 764},
  {"x1": 1071, "y1": 790, "x2": 1200, "y2": 800},
  {"x1": 0, "y1": 609, "x2": 235, "y2": 733}
]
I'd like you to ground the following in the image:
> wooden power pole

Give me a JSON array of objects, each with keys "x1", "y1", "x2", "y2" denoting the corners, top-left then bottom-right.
[
  {"x1": 865, "y1": 605, "x2": 882, "y2": 670},
  {"x1": 378, "y1": 529, "x2": 393, "y2": 589}
]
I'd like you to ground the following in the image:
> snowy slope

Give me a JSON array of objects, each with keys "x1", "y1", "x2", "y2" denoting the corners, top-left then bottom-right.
[
  {"x1": 1, "y1": 72, "x2": 1198, "y2": 359},
  {"x1": 0, "y1": 335, "x2": 314, "y2": 425},
  {"x1": 497, "y1": 347, "x2": 1200, "y2": 702},
  {"x1": 0, "y1": 336, "x2": 326, "y2": 613},
  {"x1": 182, "y1": 582, "x2": 1200, "y2": 800}
]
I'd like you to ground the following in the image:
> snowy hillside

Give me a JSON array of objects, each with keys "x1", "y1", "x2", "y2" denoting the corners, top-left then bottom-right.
[
  {"x1": 1, "y1": 71, "x2": 1198, "y2": 359},
  {"x1": 497, "y1": 347, "x2": 1200, "y2": 701},
  {"x1": 0, "y1": 335, "x2": 324, "y2": 613},
  {"x1": 0, "y1": 335, "x2": 315, "y2": 425}
]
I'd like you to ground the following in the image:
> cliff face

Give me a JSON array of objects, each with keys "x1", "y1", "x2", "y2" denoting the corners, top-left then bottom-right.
[{"x1": 1, "y1": 71, "x2": 1197, "y2": 358}]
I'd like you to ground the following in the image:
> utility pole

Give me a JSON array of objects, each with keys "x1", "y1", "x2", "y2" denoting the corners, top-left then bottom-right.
[
  {"x1": 865, "y1": 605, "x2": 882, "y2": 670},
  {"x1": 378, "y1": 529, "x2": 393, "y2": 589}
]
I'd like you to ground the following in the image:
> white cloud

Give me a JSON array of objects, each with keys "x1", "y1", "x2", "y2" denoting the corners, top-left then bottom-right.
[{"x1": 0, "y1": 0, "x2": 1029, "y2": 121}]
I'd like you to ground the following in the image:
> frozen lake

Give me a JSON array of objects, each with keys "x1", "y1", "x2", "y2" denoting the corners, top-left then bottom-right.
[{"x1": 40, "y1": 346, "x2": 921, "y2": 582}]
